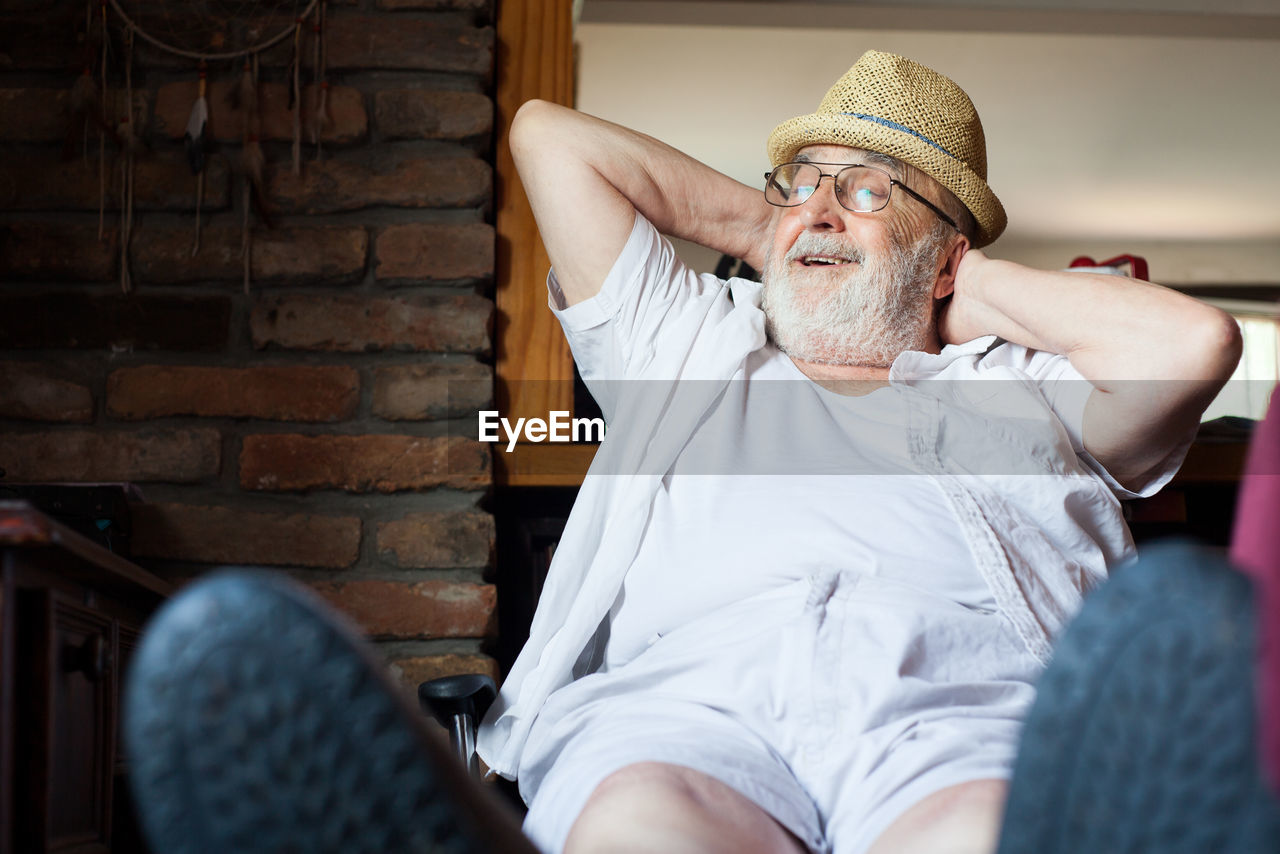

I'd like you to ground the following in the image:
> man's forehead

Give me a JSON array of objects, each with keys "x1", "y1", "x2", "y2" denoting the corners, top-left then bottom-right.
[{"x1": 794, "y1": 145, "x2": 902, "y2": 173}]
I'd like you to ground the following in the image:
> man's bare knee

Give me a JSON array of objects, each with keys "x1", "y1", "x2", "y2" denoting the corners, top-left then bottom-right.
[
  {"x1": 864, "y1": 779, "x2": 1008, "y2": 854},
  {"x1": 563, "y1": 762, "x2": 805, "y2": 854}
]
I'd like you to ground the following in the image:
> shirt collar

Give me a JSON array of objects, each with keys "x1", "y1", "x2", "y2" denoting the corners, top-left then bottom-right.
[{"x1": 889, "y1": 335, "x2": 999, "y2": 383}]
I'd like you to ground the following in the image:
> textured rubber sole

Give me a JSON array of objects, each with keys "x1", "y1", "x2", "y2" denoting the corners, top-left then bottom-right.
[
  {"x1": 124, "y1": 571, "x2": 531, "y2": 854},
  {"x1": 997, "y1": 540, "x2": 1280, "y2": 854}
]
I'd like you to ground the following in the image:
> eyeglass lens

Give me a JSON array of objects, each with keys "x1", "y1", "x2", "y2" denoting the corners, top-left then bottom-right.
[{"x1": 765, "y1": 163, "x2": 891, "y2": 213}]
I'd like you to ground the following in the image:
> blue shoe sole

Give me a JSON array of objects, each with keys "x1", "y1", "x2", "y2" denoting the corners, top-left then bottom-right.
[
  {"x1": 123, "y1": 570, "x2": 532, "y2": 854},
  {"x1": 997, "y1": 540, "x2": 1280, "y2": 854}
]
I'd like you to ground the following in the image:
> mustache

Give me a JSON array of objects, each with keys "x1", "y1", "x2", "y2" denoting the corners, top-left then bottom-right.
[{"x1": 783, "y1": 233, "x2": 866, "y2": 265}]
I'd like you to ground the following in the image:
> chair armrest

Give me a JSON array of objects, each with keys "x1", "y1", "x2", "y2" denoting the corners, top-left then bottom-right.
[{"x1": 417, "y1": 673, "x2": 497, "y2": 729}]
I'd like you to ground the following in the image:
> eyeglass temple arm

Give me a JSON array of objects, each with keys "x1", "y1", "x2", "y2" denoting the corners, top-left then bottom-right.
[{"x1": 891, "y1": 180, "x2": 959, "y2": 232}]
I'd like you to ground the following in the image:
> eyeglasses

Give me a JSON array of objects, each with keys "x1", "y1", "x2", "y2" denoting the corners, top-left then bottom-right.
[{"x1": 763, "y1": 161, "x2": 958, "y2": 232}]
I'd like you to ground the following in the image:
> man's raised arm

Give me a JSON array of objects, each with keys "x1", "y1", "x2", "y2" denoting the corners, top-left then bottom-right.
[
  {"x1": 940, "y1": 250, "x2": 1243, "y2": 491},
  {"x1": 509, "y1": 100, "x2": 773, "y2": 307}
]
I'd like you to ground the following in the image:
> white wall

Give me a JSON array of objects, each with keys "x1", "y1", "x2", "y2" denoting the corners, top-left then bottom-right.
[{"x1": 575, "y1": 19, "x2": 1280, "y2": 282}]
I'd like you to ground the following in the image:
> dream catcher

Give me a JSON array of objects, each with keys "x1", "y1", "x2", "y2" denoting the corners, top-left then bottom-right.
[{"x1": 77, "y1": 0, "x2": 328, "y2": 292}]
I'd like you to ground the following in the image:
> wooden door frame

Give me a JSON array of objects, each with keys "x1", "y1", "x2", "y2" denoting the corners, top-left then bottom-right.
[{"x1": 493, "y1": 0, "x2": 595, "y2": 485}]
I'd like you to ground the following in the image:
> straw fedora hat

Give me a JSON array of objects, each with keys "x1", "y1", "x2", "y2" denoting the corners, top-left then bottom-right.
[{"x1": 766, "y1": 50, "x2": 1006, "y2": 247}]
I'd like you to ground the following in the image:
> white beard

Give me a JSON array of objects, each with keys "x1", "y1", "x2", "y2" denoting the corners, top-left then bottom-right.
[{"x1": 761, "y1": 227, "x2": 945, "y2": 367}]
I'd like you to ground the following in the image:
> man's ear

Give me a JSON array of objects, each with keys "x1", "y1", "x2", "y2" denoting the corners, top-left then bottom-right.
[{"x1": 932, "y1": 233, "x2": 971, "y2": 300}]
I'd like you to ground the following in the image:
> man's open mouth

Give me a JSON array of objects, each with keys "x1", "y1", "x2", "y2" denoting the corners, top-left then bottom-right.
[{"x1": 798, "y1": 256, "x2": 853, "y2": 267}]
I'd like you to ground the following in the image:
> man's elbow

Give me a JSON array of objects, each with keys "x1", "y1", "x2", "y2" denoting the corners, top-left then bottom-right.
[
  {"x1": 512, "y1": 98, "x2": 552, "y2": 131},
  {"x1": 510, "y1": 99, "x2": 558, "y2": 165},
  {"x1": 1186, "y1": 305, "x2": 1243, "y2": 383}
]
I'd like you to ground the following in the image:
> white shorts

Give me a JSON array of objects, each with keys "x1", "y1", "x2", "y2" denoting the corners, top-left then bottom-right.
[{"x1": 516, "y1": 570, "x2": 1043, "y2": 854}]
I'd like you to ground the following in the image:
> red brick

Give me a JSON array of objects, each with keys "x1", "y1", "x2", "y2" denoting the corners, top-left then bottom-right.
[
  {"x1": 267, "y1": 154, "x2": 489, "y2": 214},
  {"x1": 374, "y1": 90, "x2": 491, "y2": 140},
  {"x1": 0, "y1": 154, "x2": 231, "y2": 212},
  {"x1": 240, "y1": 434, "x2": 489, "y2": 492},
  {"x1": 386, "y1": 653, "x2": 499, "y2": 691},
  {"x1": 375, "y1": 223, "x2": 493, "y2": 282},
  {"x1": 376, "y1": 510, "x2": 494, "y2": 568},
  {"x1": 131, "y1": 226, "x2": 367, "y2": 285},
  {"x1": 0, "y1": 224, "x2": 114, "y2": 281},
  {"x1": 372, "y1": 361, "x2": 492, "y2": 421},
  {"x1": 154, "y1": 80, "x2": 366, "y2": 144},
  {"x1": 130, "y1": 502, "x2": 361, "y2": 568},
  {"x1": 0, "y1": 293, "x2": 230, "y2": 351},
  {"x1": 309, "y1": 579, "x2": 495, "y2": 639},
  {"x1": 0, "y1": 362, "x2": 93, "y2": 422},
  {"x1": 107, "y1": 365, "x2": 359, "y2": 422},
  {"x1": 322, "y1": 16, "x2": 493, "y2": 73},
  {"x1": 251, "y1": 294, "x2": 491, "y2": 354},
  {"x1": 0, "y1": 429, "x2": 220, "y2": 483}
]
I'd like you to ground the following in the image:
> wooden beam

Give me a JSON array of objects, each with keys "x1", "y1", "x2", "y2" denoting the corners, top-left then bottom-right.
[
  {"x1": 494, "y1": 0, "x2": 576, "y2": 472},
  {"x1": 495, "y1": 443, "x2": 598, "y2": 487}
]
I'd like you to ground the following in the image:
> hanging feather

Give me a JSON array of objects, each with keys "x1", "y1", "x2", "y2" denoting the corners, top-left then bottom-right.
[
  {"x1": 65, "y1": 65, "x2": 118, "y2": 159},
  {"x1": 240, "y1": 53, "x2": 264, "y2": 293},
  {"x1": 191, "y1": 169, "x2": 204, "y2": 257},
  {"x1": 290, "y1": 18, "x2": 303, "y2": 175},
  {"x1": 240, "y1": 133, "x2": 276, "y2": 292},
  {"x1": 184, "y1": 66, "x2": 208, "y2": 175},
  {"x1": 189, "y1": 67, "x2": 208, "y2": 257},
  {"x1": 71, "y1": 66, "x2": 97, "y2": 113},
  {"x1": 287, "y1": 20, "x2": 301, "y2": 110},
  {"x1": 241, "y1": 134, "x2": 273, "y2": 227},
  {"x1": 309, "y1": 21, "x2": 321, "y2": 145},
  {"x1": 241, "y1": 136, "x2": 260, "y2": 292},
  {"x1": 98, "y1": 0, "x2": 108, "y2": 240},
  {"x1": 315, "y1": 82, "x2": 330, "y2": 149},
  {"x1": 116, "y1": 113, "x2": 145, "y2": 158},
  {"x1": 67, "y1": 67, "x2": 96, "y2": 161},
  {"x1": 239, "y1": 54, "x2": 272, "y2": 230},
  {"x1": 226, "y1": 58, "x2": 258, "y2": 118},
  {"x1": 242, "y1": 135, "x2": 265, "y2": 192},
  {"x1": 117, "y1": 114, "x2": 136, "y2": 293},
  {"x1": 311, "y1": 1, "x2": 330, "y2": 158},
  {"x1": 117, "y1": 27, "x2": 138, "y2": 294}
]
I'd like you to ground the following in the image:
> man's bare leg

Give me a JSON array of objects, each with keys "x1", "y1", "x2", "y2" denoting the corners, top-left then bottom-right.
[
  {"x1": 563, "y1": 762, "x2": 809, "y2": 854},
  {"x1": 863, "y1": 779, "x2": 1007, "y2": 854}
]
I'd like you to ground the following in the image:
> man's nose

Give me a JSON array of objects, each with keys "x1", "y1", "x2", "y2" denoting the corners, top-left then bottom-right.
[{"x1": 800, "y1": 176, "x2": 845, "y2": 231}]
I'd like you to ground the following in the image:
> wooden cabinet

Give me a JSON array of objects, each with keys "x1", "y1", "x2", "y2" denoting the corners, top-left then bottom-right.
[{"x1": 1, "y1": 501, "x2": 170, "y2": 854}]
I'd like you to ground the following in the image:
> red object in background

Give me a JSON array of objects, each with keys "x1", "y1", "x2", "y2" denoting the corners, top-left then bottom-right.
[
  {"x1": 1230, "y1": 391, "x2": 1280, "y2": 792},
  {"x1": 1069, "y1": 254, "x2": 1150, "y2": 281}
]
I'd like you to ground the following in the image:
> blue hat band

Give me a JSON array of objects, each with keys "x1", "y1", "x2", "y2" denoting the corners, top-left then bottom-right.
[{"x1": 841, "y1": 112, "x2": 959, "y2": 162}]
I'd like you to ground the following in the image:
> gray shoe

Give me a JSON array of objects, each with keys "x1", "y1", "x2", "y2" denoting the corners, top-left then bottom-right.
[
  {"x1": 997, "y1": 540, "x2": 1280, "y2": 853},
  {"x1": 124, "y1": 570, "x2": 535, "y2": 854}
]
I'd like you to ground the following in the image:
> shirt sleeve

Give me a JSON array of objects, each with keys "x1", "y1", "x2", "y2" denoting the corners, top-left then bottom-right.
[
  {"x1": 545, "y1": 212, "x2": 729, "y2": 417},
  {"x1": 993, "y1": 344, "x2": 1193, "y2": 499}
]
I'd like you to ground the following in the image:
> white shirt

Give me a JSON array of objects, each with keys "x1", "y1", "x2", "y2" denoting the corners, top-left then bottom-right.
[
  {"x1": 477, "y1": 212, "x2": 1191, "y2": 778},
  {"x1": 606, "y1": 349, "x2": 997, "y2": 668}
]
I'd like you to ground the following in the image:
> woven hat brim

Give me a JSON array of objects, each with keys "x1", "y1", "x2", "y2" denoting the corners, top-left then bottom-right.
[{"x1": 767, "y1": 112, "x2": 1007, "y2": 247}]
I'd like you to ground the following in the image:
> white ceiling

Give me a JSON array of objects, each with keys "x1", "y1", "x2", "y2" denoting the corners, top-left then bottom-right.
[{"x1": 574, "y1": 0, "x2": 1280, "y2": 283}]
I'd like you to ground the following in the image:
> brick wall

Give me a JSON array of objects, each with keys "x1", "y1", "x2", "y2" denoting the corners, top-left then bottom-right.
[{"x1": 0, "y1": 0, "x2": 499, "y2": 690}]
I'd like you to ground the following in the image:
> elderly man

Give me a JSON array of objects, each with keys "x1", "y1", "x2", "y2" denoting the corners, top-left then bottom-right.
[
  {"x1": 123, "y1": 50, "x2": 1241, "y2": 854},
  {"x1": 478, "y1": 49, "x2": 1240, "y2": 854}
]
